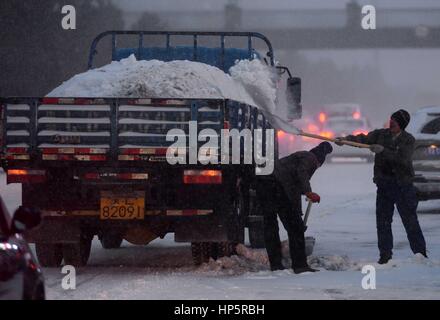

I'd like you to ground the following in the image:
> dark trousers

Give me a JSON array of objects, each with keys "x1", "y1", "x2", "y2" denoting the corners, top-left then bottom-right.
[
  {"x1": 376, "y1": 179, "x2": 426, "y2": 257},
  {"x1": 257, "y1": 178, "x2": 307, "y2": 268}
]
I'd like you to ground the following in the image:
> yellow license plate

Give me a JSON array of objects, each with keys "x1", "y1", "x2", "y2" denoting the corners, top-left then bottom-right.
[{"x1": 100, "y1": 191, "x2": 145, "y2": 220}]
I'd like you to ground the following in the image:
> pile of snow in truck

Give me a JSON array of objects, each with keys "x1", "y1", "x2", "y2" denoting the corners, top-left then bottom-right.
[{"x1": 48, "y1": 54, "x2": 279, "y2": 114}]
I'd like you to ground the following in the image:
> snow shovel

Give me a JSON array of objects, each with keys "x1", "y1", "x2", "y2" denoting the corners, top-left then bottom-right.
[
  {"x1": 261, "y1": 111, "x2": 370, "y2": 149},
  {"x1": 303, "y1": 198, "x2": 313, "y2": 227},
  {"x1": 303, "y1": 198, "x2": 316, "y2": 255},
  {"x1": 299, "y1": 131, "x2": 371, "y2": 149}
]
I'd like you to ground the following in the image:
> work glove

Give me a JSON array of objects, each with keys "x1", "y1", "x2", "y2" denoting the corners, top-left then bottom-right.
[
  {"x1": 369, "y1": 144, "x2": 384, "y2": 154},
  {"x1": 334, "y1": 137, "x2": 345, "y2": 146},
  {"x1": 306, "y1": 192, "x2": 320, "y2": 203}
]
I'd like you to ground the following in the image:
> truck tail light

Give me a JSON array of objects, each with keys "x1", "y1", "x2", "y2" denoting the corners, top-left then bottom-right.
[
  {"x1": 7, "y1": 169, "x2": 46, "y2": 184},
  {"x1": 183, "y1": 170, "x2": 222, "y2": 184}
]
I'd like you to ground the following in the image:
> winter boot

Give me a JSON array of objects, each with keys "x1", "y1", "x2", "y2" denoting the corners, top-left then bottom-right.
[
  {"x1": 270, "y1": 263, "x2": 286, "y2": 271},
  {"x1": 293, "y1": 265, "x2": 319, "y2": 274},
  {"x1": 378, "y1": 254, "x2": 392, "y2": 264}
]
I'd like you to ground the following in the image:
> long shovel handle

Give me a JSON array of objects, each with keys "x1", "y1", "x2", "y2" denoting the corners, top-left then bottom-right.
[{"x1": 299, "y1": 131, "x2": 371, "y2": 149}]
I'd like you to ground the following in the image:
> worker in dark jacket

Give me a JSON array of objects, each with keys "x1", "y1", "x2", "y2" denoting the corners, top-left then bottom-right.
[
  {"x1": 257, "y1": 142, "x2": 333, "y2": 273},
  {"x1": 336, "y1": 109, "x2": 427, "y2": 264}
]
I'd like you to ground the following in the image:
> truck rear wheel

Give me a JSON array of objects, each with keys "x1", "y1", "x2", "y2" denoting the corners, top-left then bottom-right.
[
  {"x1": 234, "y1": 184, "x2": 247, "y2": 245},
  {"x1": 100, "y1": 234, "x2": 123, "y2": 249},
  {"x1": 248, "y1": 222, "x2": 265, "y2": 249},
  {"x1": 35, "y1": 243, "x2": 63, "y2": 268},
  {"x1": 248, "y1": 189, "x2": 266, "y2": 249},
  {"x1": 62, "y1": 236, "x2": 92, "y2": 267}
]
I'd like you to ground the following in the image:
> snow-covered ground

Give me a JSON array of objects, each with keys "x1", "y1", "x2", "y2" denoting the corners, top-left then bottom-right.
[{"x1": 1, "y1": 162, "x2": 440, "y2": 300}]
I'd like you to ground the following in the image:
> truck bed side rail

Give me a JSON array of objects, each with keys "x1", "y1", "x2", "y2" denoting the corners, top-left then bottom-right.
[
  {"x1": 87, "y1": 31, "x2": 275, "y2": 72},
  {"x1": 0, "y1": 97, "x2": 272, "y2": 164}
]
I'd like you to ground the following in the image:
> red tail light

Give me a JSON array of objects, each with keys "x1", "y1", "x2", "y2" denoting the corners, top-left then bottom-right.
[
  {"x1": 7, "y1": 169, "x2": 46, "y2": 184},
  {"x1": 183, "y1": 170, "x2": 222, "y2": 184},
  {"x1": 353, "y1": 111, "x2": 361, "y2": 120},
  {"x1": 319, "y1": 112, "x2": 327, "y2": 123}
]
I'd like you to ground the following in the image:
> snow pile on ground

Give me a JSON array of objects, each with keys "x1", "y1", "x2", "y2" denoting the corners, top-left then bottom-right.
[
  {"x1": 196, "y1": 242, "x2": 361, "y2": 275},
  {"x1": 196, "y1": 256, "x2": 267, "y2": 276},
  {"x1": 48, "y1": 55, "x2": 278, "y2": 113}
]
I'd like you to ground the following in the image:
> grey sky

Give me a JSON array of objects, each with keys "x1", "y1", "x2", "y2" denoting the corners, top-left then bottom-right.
[{"x1": 110, "y1": 0, "x2": 440, "y2": 123}]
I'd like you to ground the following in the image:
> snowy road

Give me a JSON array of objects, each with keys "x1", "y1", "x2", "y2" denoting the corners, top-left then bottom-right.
[{"x1": 1, "y1": 161, "x2": 440, "y2": 300}]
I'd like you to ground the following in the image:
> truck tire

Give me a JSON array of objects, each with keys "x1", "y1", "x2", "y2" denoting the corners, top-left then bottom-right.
[
  {"x1": 100, "y1": 234, "x2": 123, "y2": 249},
  {"x1": 248, "y1": 222, "x2": 265, "y2": 249},
  {"x1": 62, "y1": 236, "x2": 92, "y2": 267},
  {"x1": 234, "y1": 184, "x2": 247, "y2": 245},
  {"x1": 248, "y1": 189, "x2": 266, "y2": 249},
  {"x1": 35, "y1": 243, "x2": 63, "y2": 268},
  {"x1": 191, "y1": 242, "x2": 217, "y2": 266}
]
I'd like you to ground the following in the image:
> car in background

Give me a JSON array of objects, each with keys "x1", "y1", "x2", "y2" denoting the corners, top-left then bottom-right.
[
  {"x1": 277, "y1": 116, "x2": 321, "y2": 157},
  {"x1": 0, "y1": 198, "x2": 45, "y2": 300},
  {"x1": 320, "y1": 116, "x2": 374, "y2": 161},
  {"x1": 407, "y1": 106, "x2": 440, "y2": 201},
  {"x1": 318, "y1": 103, "x2": 363, "y2": 125}
]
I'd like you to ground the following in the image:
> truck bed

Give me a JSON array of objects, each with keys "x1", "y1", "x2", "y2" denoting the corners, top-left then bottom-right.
[{"x1": 1, "y1": 97, "x2": 272, "y2": 169}]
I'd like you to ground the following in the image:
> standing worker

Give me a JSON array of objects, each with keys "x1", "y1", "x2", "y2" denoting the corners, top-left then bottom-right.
[
  {"x1": 257, "y1": 142, "x2": 333, "y2": 273},
  {"x1": 336, "y1": 109, "x2": 427, "y2": 264}
]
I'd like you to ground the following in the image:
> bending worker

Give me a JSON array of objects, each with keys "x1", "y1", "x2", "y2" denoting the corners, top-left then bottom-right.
[
  {"x1": 336, "y1": 109, "x2": 427, "y2": 264},
  {"x1": 257, "y1": 142, "x2": 333, "y2": 273}
]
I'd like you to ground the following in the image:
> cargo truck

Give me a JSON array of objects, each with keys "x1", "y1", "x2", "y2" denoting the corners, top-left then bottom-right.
[{"x1": 0, "y1": 31, "x2": 304, "y2": 267}]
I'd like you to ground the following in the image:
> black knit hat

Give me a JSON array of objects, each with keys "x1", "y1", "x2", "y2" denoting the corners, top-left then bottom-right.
[
  {"x1": 310, "y1": 142, "x2": 333, "y2": 165},
  {"x1": 391, "y1": 109, "x2": 411, "y2": 130}
]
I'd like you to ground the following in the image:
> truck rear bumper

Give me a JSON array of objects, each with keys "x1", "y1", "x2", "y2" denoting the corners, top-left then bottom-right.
[{"x1": 25, "y1": 213, "x2": 234, "y2": 244}]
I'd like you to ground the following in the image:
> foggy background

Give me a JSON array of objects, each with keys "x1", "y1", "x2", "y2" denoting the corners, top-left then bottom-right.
[{"x1": 1, "y1": 0, "x2": 439, "y2": 126}]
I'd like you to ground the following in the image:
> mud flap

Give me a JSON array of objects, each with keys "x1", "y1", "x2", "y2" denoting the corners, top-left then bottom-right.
[{"x1": 174, "y1": 220, "x2": 228, "y2": 242}]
